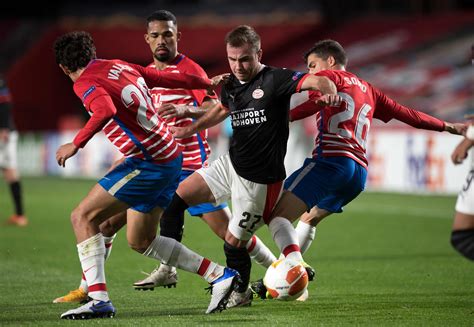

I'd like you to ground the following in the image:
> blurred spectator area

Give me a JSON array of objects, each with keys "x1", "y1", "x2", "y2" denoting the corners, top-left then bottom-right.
[{"x1": 0, "y1": 2, "x2": 473, "y2": 132}]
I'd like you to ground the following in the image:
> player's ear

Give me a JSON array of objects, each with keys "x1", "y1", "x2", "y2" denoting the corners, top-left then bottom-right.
[
  {"x1": 144, "y1": 33, "x2": 150, "y2": 44},
  {"x1": 257, "y1": 48, "x2": 263, "y2": 61},
  {"x1": 328, "y1": 56, "x2": 336, "y2": 67},
  {"x1": 59, "y1": 64, "x2": 70, "y2": 75},
  {"x1": 176, "y1": 31, "x2": 182, "y2": 41}
]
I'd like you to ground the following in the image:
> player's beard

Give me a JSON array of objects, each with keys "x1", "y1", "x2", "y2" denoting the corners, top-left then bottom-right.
[{"x1": 154, "y1": 48, "x2": 171, "y2": 62}]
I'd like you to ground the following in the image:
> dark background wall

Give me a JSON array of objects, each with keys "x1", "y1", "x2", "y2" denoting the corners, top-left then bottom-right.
[{"x1": 0, "y1": 0, "x2": 472, "y2": 131}]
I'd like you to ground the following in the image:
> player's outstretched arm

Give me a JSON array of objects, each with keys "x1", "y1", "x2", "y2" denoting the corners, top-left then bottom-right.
[
  {"x1": 374, "y1": 88, "x2": 467, "y2": 134},
  {"x1": 158, "y1": 99, "x2": 219, "y2": 120},
  {"x1": 131, "y1": 64, "x2": 213, "y2": 90},
  {"x1": 171, "y1": 102, "x2": 229, "y2": 138},
  {"x1": 300, "y1": 75, "x2": 337, "y2": 96}
]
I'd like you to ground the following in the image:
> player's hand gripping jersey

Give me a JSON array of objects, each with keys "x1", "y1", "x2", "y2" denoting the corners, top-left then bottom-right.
[
  {"x1": 72, "y1": 59, "x2": 212, "y2": 163},
  {"x1": 290, "y1": 70, "x2": 445, "y2": 168},
  {"x1": 147, "y1": 54, "x2": 217, "y2": 170}
]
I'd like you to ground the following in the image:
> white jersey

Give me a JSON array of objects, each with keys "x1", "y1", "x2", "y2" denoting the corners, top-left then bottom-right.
[{"x1": 455, "y1": 148, "x2": 474, "y2": 215}]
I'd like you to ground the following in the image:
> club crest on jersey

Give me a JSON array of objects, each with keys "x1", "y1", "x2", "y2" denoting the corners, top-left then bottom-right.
[
  {"x1": 82, "y1": 85, "x2": 96, "y2": 100},
  {"x1": 252, "y1": 88, "x2": 264, "y2": 99}
]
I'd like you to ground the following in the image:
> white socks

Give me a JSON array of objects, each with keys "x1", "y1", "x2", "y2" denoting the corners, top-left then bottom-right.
[
  {"x1": 77, "y1": 233, "x2": 108, "y2": 302},
  {"x1": 246, "y1": 235, "x2": 277, "y2": 268},
  {"x1": 79, "y1": 233, "x2": 116, "y2": 293},
  {"x1": 143, "y1": 236, "x2": 224, "y2": 283},
  {"x1": 295, "y1": 221, "x2": 316, "y2": 254},
  {"x1": 268, "y1": 217, "x2": 302, "y2": 262},
  {"x1": 103, "y1": 233, "x2": 116, "y2": 260}
]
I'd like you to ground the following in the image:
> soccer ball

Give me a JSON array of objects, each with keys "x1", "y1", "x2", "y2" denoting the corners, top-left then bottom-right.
[{"x1": 263, "y1": 258, "x2": 309, "y2": 300}]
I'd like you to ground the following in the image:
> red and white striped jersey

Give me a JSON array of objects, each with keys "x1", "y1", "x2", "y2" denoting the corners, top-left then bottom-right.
[
  {"x1": 72, "y1": 59, "x2": 210, "y2": 164},
  {"x1": 290, "y1": 70, "x2": 445, "y2": 168},
  {"x1": 147, "y1": 54, "x2": 216, "y2": 170}
]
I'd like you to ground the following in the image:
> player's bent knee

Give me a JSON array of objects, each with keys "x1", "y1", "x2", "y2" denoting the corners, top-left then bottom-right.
[
  {"x1": 70, "y1": 207, "x2": 87, "y2": 229},
  {"x1": 128, "y1": 237, "x2": 155, "y2": 254},
  {"x1": 450, "y1": 229, "x2": 474, "y2": 260},
  {"x1": 128, "y1": 242, "x2": 148, "y2": 254}
]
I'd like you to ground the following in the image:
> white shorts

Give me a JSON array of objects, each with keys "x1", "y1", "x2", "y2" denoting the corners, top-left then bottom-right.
[
  {"x1": 0, "y1": 130, "x2": 18, "y2": 169},
  {"x1": 196, "y1": 153, "x2": 283, "y2": 241}
]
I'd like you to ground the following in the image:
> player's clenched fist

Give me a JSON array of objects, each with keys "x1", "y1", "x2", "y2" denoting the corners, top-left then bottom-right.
[
  {"x1": 56, "y1": 142, "x2": 79, "y2": 167},
  {"x1": 315, "y1": 94, "x2": 343, "y2": 107}
]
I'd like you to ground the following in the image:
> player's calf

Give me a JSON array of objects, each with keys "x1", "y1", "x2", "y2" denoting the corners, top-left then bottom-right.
[
  {"x1": 451, "y1": 229, "x2": 474, "y2": 260},
  {"x1": 224, "y1": 242, "x2": 251, "y2": 292}
]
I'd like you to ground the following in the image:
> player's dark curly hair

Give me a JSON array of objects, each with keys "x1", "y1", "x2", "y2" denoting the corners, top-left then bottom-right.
[
  {"x1": 304, "y1": 39, "x2": 348, "y2": 67},
  {"x1": 146, "y1": 10, "x2": 177, "y2": 27},
  {"x1": 54, "y1": 31, "x2": 96, "y2": 72},
  {"x1": 225, "y1": 25, "x2": 261, "y2": 53}
]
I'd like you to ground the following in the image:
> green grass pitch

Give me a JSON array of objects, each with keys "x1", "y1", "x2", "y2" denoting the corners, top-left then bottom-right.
[{"x1": 1, "y1": 177, "x2": 473, "y2": 326}]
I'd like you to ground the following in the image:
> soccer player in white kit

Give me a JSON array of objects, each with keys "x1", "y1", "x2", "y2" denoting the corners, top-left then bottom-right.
[{"x1": 451, "y1": 122, "x2": 474, "y2": 260}]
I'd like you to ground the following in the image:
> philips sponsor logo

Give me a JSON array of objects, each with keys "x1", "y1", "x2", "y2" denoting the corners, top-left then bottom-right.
[{"x1": 82, "y1": 85, "x2": 96, "y2": 100}]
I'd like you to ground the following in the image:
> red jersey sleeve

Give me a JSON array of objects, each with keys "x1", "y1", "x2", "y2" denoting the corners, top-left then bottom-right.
[
  {"x1": 372, "y1": 86, "x2": 445, "y2": 131},
  {"x1": 72, "y1": 94, "x2": 116, "y2": 148},
  {"x1": 290, "y1": 70, "x2": 337, "y2": 122},
  {"x1": 183, "y1": 62, "x2": 218, "y2": 106},
  {"x1": 129, "y1": 64, "x2": 212, "y2": 91},
  {"x1": 289, "y1": 91, "x2": 322, "y2": 122},
  {"x1": 315, "y1": 70, "x2": 342, "y2": 87}
]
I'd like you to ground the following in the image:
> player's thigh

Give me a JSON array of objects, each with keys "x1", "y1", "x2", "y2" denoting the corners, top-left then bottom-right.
[
  {"x1": 228, "y1": 177, "x2": 282, "y2": 242},
  {"x1": 2, "y1": 167, "x2": 18, "y2": 182},
  {"x1": 299, "y1": 206, "x2": 332, "y2": 226},
  {"x1": 453, "y1": 211, "x2": 474, "y2": 230},
  {"x1": 187, "y1": 154, "x2": 233, "y2": 206},
  {"x1": 200, "y1": 207, "x2": 231, "y2": 240},
  {"x1": 126, "y1": 207, "x2": 163, "y2": 251},
  {"x1": 74, "y1": 183, "x2": 129, "y2": 225},
  {"x1": 272, "y1": 190, "x2": 308, "y2": 222},
  {"x1": 177, "y1": 171, "x2": 217, "y2": 205}
]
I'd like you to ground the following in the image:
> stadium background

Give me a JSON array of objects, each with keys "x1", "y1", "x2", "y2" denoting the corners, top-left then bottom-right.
[
  {"x1": 1, "y1": 0, "x2": 473, "y2": 193},
  {"x1": 0, "y1": 1, "x2": 473, "y2": 325}
]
